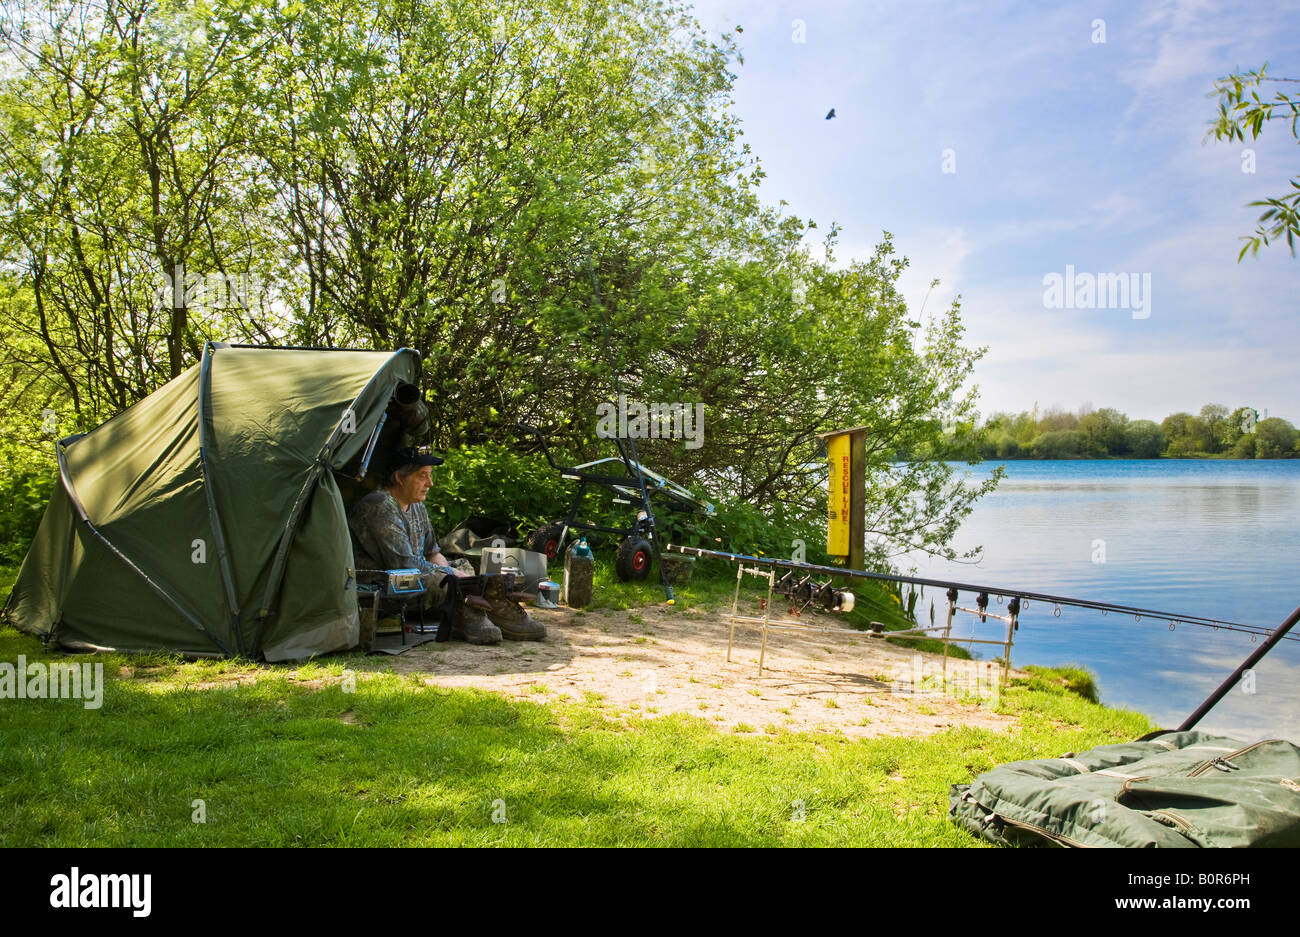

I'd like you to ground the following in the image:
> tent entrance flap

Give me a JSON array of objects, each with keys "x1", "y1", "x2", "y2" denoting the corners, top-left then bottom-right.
[
  {"x1": 246, "y1": 348, "x2": 418, "y2": 656},
  {"x1": 262, "y1": 472, "x2": 360, "y2": 661}
]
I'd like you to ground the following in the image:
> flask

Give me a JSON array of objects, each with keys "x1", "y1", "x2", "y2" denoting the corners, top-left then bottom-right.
[{"x1": 563, "y1": 538, "x2": 595, "y2": 607}]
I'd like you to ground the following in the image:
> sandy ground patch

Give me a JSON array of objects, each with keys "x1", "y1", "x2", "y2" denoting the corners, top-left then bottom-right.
[{"x1": 381, "y1": 599, "x2": 1023, "y2": 739}]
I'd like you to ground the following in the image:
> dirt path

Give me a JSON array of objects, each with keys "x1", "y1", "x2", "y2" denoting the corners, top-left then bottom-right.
[{"x1": 383, "y1": 600, "x2": 1022, "y2": 739}]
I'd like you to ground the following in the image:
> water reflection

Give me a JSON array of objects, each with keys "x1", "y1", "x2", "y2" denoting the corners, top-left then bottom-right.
[{"x1": 910, "y1": 460, "x2": 1300, "y2": 742}]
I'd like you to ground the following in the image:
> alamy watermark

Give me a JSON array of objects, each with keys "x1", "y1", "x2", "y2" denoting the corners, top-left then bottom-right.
[
  {"x1": 890, "y1": 654, "x2": 1000, "y2": 707},
  {"x1": 50, "y1": 868, "x2": 150, "y2": 917},
  {"x1": 154, "y1": 263, "x2": 264, "y2": 310},
  {"x1": 596, "y1": 394, "x2": 704, "y2": 450},
  {"x1": 1, "y1": 656, "x2": 103, "y2": 709},
  {"x1": 1091, "y1": 538, "x2": 1106, "y2": 564},
  {"x1": 1042, "y1": 265, "x2": 1151, "y2": 319}
]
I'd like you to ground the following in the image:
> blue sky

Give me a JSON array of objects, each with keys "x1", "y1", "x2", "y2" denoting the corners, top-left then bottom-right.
[{"x1": 686, "y1": 0, "x2": 1300, "y2": 422}]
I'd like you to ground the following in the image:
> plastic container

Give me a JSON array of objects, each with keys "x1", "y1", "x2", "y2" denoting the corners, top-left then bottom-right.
[{"x1": 535, "y1": 580, "x2": 561, "y2": 609}]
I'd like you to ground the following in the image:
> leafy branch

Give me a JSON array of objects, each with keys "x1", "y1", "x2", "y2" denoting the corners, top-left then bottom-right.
[{"x1": 1208, "y1": 64, "x2": 1300, "y2": 259}]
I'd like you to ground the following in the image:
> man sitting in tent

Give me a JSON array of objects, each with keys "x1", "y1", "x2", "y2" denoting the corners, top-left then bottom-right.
[{"x1": 347, "y1": 447, "x2": 545, "y2": 644}]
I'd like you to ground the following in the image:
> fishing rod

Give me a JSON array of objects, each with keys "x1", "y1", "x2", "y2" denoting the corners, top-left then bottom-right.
[{"x1": 666, "y1": 543, "x2": 1300, "y2": 643}]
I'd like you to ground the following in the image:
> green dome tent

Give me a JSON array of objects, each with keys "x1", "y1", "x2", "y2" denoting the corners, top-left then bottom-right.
[{"x1": 2, "y1": 343, "x2": 421, "y2": 661}]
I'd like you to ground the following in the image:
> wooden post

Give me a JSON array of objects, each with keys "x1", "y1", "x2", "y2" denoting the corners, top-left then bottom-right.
[
  {"x1": 820, "y1": 426, "x2": 868, "y2": 571},
  {"x1": 849, "y1": 428, "x2": 866, "y2": 575}
]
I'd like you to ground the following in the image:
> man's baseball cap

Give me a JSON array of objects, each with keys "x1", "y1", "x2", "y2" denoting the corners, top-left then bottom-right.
[{"x1": 386, "y1": 446, "x2": 444, "y2": 475}]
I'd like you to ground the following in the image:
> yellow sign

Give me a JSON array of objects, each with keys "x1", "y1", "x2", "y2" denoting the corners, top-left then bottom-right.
[{"x1": 827, "y1": 433, "x2": 850, "y2": 555}]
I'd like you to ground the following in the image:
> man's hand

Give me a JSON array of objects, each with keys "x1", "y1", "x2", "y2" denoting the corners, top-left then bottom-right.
[{"x1": 429, "y1": 550, "x2": 473, "y2": 578}]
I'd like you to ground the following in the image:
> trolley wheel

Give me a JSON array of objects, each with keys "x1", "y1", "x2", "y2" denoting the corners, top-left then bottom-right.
[
  {"x1": 615, "y1": 536, "x2": 653, "y2": 581},
  {"x1": 524, "y1": 523, "x2": 566, "y2": 562}
]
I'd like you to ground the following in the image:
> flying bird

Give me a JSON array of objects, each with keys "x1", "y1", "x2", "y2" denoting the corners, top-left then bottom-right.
[{"x1": 825, "y1": 108, "x2": 836, "y2": 120}]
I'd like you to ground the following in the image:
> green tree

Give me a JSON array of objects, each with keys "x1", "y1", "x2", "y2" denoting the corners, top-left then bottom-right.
[
  {"x1": 1198, "y1": 403, "x2": 1231, "y2": 454},
  {"x1": 983, "y1": 417, "x2": 1024, "y2": 459},
  {"x1": 256, "y1": 0, "x2": 763, "y2": 445},
  {"x1": 1014, "y1": 406, "x2": 1040, "y2": 448},
  {"x1": 1162, "y1": 412, "x2": 1207, "y2": 456},
  {"x1": 0, "y1": 0, "x2": 284, "y2": 425},
  {"x1": 1223, "y1": 405, "x2": 1258, "y2": 451},
  {"x1": 1028, "y1": 429, "x2": 1086, "y2": 459},
  {"x1": 0, "y1": 0, "x2": 1000, "y2": 570},
  {"x1": 1078, "y1": 407, "x2": 1128, "y2": 456},
  {"x1": 1254, "y1": 417, "x2": 1298, "y2": 458},
  {"x1": 1037, "y1": 408, "x2": 1079, "y2": 433},
  {"x1": 1209, "y1": 65, "x2": 1300, "y2": 259},
  {"x1": 1125, "y1": 420, "x2": 1164, "y2": 459}
]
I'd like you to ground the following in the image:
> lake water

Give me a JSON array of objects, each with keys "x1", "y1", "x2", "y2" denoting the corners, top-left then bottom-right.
[{"x1": 905, "y1": 460, "x2": 1300, "y2": 742}]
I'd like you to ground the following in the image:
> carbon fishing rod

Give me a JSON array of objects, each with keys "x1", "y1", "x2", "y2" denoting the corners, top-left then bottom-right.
[{"x1": 666, "y1": 543, "x2": 1300, "y2": 643}]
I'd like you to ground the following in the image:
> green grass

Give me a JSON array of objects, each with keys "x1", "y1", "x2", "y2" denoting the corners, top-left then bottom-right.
[
  {"x1": 1019, "y1": 664, "x2": 1100, "y2": 703},
  {"x1": 0, "y1": 627, "x2": 1150, "y2": 846}
]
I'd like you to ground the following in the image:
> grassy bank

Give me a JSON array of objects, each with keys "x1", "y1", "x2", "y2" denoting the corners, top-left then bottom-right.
[
  {"x1": 0, "y1": 620, "x2": 1150, "y2": 847},
  {"x1": 0, "y1": 555, "x2": 1149, "y2": 846}
]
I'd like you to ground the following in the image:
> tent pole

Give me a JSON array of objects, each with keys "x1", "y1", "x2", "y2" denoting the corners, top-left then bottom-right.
[
  {"x1": 198, "y1": 342, "x2": 246, "y2": 654},
  {"x1": 56, "y1": 443, "x2": 233, "y2": 657}
]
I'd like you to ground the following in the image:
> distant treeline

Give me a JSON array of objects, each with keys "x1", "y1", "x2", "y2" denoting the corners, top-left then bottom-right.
[{"x1": 972, "y1": 404, "x2": 1299, "y2": 460}]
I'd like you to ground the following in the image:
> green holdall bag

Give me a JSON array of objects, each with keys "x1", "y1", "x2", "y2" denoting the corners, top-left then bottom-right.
[{"x1": 950, "y1": 730, "x2": 1300, "y2": 847}]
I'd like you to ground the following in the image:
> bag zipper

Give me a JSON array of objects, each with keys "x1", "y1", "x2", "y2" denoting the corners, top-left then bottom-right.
[
  {"x1": 1188, "y1": 739, "x2": 1278, "y2": 777},
  {"x1": 1150, "y1": 809, "x2": 1197, "y2": 835},
  {"x1": 986, "y1": 811, "x2": 1096, "y2": 848}
]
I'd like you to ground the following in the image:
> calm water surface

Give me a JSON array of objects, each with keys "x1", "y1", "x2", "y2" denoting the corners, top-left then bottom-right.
[{"x1": 907, "y1": 460, "x2": 1300, "y2": 742}]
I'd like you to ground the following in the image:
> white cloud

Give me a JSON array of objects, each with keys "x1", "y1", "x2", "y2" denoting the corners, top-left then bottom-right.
[
  {"x1": 1118, "y1": 0, "x2": 1283, "y2": 133},
  {"x1": 940, "y1": 258, "x2": 1300, "y2": 420}
]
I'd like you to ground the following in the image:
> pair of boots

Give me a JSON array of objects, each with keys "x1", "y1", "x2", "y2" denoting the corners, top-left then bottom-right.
[{"x1": 451, "y1": 572, "x2": 546, "y2": 645}]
